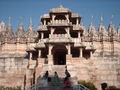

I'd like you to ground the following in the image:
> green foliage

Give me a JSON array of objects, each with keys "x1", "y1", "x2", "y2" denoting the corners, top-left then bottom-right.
[
  {"x1": 78, "y1": 80, "x2": 97, "y2": 90},
  {"x1": 109, "y1": 85, "x2": 117, "y2": 89},
  {"x1": 0, "y1": 86, "x2": 21, "y2": 90}
]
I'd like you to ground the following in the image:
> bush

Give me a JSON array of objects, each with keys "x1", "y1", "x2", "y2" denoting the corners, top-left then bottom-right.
[
  {"x1": 109, "y1": 85, "x2": 117, "y2": 89},
  {"x1": 78, "y1": 80, "x2": 97, "y2": 90}
]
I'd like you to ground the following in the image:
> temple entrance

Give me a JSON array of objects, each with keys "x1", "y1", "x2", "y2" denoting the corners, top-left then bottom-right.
[{"x1": 53, "y1": 45, "x2": 67, "y2": 65}]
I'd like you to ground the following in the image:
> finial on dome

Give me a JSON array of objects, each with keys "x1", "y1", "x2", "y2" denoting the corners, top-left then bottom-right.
[
  {"x1": 100, "y1": 16, "x2": 103, "y2": 24},
  {"x1": 91, "y1": 15, "x2": 94, "y2": 24},
  {"x1": 30, "y1": 16, "x2": 32, "y2": 25},
  {"x1": 8, "y1": 16, "x2": 11, "y2": 26},
  {"x1": 81, "y1": 16, "x2": 84, "y2": 25},
  {"x1": 60, "y1": 5, "x2": 64, "y2": 8},
  {"x1": 20, "y1": 16, "x2": 23, "y2": 25},
  {"x1": 110, "y1": 14, "x2": 114, "y2": 24}
]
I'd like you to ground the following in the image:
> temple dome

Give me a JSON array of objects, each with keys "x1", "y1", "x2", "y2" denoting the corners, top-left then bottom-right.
[{"x1": 50, "y1": 5, "x2": 71, "y2": 13}]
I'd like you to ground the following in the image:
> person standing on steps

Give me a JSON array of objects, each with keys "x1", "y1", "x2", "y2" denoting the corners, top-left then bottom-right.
[
  {"x1": 52, "y1": 71, "x2": 60, "y2": 86},
  {"x1": 65, "y1": 65, "x2": 71, "y2": 78},
  {"x1": 64, "y1": 69, "x2": 71, "y2": 83},
  {"x1": 43, "y1": 71, "x2": 49, "y2": 79},
  {"x1": 64, "y1": 68, "x2": 71, "y2": 90},
  {"x1": 65, "y1": 69, "x2": 71, "y2": 78},
  {"x1": 43, "y1": 71, "x2": 51, "y2": 83}
]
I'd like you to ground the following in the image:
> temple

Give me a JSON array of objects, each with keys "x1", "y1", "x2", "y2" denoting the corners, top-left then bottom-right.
[{"x1": 0, "y1": 6, "x2": 120, "y2": 90}]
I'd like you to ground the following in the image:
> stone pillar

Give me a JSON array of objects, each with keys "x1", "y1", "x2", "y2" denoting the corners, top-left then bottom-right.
[
  {"x1": 41, "y1": 33, "x2": 44, "y2": 39},
  {"x1": 29, "y1": 52, "x2": 32, "y2": 60},
  {"x1": 43, "y1": 20, "x2": 46, "y2": 25},
  {"x1": 48, "y1": 45, "x2": 53, "y2": 65},
  {"x1": 76, "y1": 18, "x2": 79, "y2": 25},
  {"x1": 38, "y1": 49, "x2": 41, "y2": 58},
  {"x1": 65, "y1": 14, "x2": 69, "y2": 23},
  {"x1": 66, "y1": 28, "x2": 70, "y2": 37},
  {"x1": 78, "y1": 32, "x2": 81, "y2": 38},
  {"x1": 51, "y1": 28, "x2": 54, "y2": 35},
  {"x1": 80, "y1": 48, "x2": 83, "y2": 58},
  {"x1": 52, "y1": 15, "x2": 55, "y2": 22},
  {"x1": 90, "y1": 51, "x2": 93, "y2": 58},
  {"x1": 68, "y1": 44, "x2": 71, "y2": 55},
  {"x1": 50, "y1": 28, "x2": 54, "y2": 38},
  {"x1": 66, "y1": 44, "x2": 72, "y2": 65},
  {"x1": 48, "y1": 45, "x2": 52, "y2": 55}
]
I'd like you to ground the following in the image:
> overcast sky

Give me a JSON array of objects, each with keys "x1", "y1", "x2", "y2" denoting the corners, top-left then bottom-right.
[{"x1": 0, "y1": 0, "x2": 120, "y2": 31}]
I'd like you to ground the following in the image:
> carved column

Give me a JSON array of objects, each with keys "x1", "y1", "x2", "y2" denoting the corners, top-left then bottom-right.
[
  {"x1": 29, "y1": 52, "x2": 32, "y2": 60},
  {"x1": 78, "y1": 32, "x2": 81, "y2": 38},
  {"x1": 38, "y1": 49, "x2": 41, "y2": 58},
  {"x1": 37, "y1": 49, "x2": 44, "y2": 65},
  {"x1": 66, "y1": 44, "x2": 72, "y2": 65},
  {"x1": 41, "y1": 33, "x2": 44, "y2": 39},
  {"x1": 90, "y1": 51, "x2": 93, "y2": 58},
  {"x1": 80, "y1": 48, "x2": 83, "y2": 58},
  {"x1": 65, "y1": 14, "x2": 69, "y2": 23},
  {"x1": 68, "y1": 44, "x2": 71, "y2": 55},
  {"x1": 66, "y1": 28, "x2": 70, "y2": 37},
  {"x1": 51, "y1": 28, "x2": 54, "y2": 35},
  {"x1": 50, "y1": 28, "x2": 54, "y2": 38},
  {"x1": 52, "y1": 15, "x2": 55, "y2": 22},
  {"x1": 48, "y1": 45, "x2": 53, "y2": 65},
  {"x1": 76, "y1": 18, "x2": 79, "y2": 25},
  {"x1": 43, "y1": 20, "x2": 46, "y2": 25}
]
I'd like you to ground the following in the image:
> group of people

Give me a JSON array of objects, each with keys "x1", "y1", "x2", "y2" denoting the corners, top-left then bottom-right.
[{"x1": 42, "y1": 66, "x2": 71, "y2": 89}]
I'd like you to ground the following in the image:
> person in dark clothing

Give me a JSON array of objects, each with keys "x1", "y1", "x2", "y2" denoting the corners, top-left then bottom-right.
[
  {"x1": 43, "y1": 71, "x2": 51, "y2": 82},
  {"x1": 65, "y1": 70, "x2": 71, "y2": 78},
  {"x1": 43, "y1": 71, "x2": 49, "y2": 79},
  {"x1": 64, "y1": 69, "x2": 71, "y2": 84}
]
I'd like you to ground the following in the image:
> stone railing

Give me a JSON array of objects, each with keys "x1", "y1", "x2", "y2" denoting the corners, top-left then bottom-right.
[
  {"x1": 48, "y1": 34, "x2": 72, "y2": 43},
  {"x1": 49, "y1": 34, "x2": 69, "y2": 38},
  {"x1": 37, "y1": 25, "x2": 47, "y2": 30},
  {"x1": 72, "y1": 38, "x2": 81, "y2": 43},
  {"x1": 73, "y1": 24, "x2": 85, "y2": 30},
  {"x1": 48, "y1": 20, "x2": 71, "y2": 26}
]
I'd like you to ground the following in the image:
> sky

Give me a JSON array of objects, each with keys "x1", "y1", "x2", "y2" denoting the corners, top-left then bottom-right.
[{"x1": 0, "y1": 0, "x2": 120, "y2": 32}]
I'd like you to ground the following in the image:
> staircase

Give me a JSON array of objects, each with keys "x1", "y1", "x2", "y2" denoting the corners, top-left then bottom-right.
[
  {"x1": 27, "y1": 64, "x2": 89, "y2": 90},
  {"x1": 28, "y1": 83, "x2": 90, "y2": 90}
]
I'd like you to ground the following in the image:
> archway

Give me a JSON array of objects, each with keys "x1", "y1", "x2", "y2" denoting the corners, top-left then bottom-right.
[{"x1": 52, "y1": 45, "x2": 67, "y2": 65}]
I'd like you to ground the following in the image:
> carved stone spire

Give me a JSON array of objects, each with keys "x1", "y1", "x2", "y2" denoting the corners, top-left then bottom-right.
[
  {"x1": 1, "y1": 21, "x2": 6, "y2": 31},
  {"x1": 60, "y1": 5, "x2": 64, "y2": 8},
  {"x1": 7, "y1": 16, "x2": 13, "y2": 33},
  {"x1": 30, "y1": 16, "x2": 32, "y2": 25},
  {"x1": 108, "y1": 23, "x2": 115, "y2": 34},
  {"x1": 117, "y1": 25, "x2": 120, "y2": 35},
  {"x1": 88, "y1": 24, "x2": 97, "y2": 41},
  {"x1": 25, "y1": 17, "x2": 37, "y2": 38},
  {"x1": 88, "y1": 24, "x2": 96, "y2": 33},
  {"x1": 27, "y1": 17, "x2": 33, "y2": 31},
  {"x1": 110, "y1": 14, "x2": 114, "y2": 24},
  {"x1": 91, "y1": 16, "x2": 94, "y2": 25},
  {"x1": 99, "y1": 15, "x2": 106, "y2": 33},
  {"x1": 16, "y1": 17, "x2": 24, "y2": 37},
  {"x1": 100, "y1": 16, "x2": 103, "y2": 24},
  {"x1": 17, "y1": 17, "x2": 24, "y2": 31},
  {"x1": 98, "y1": 21, "x2": 108, "y2": 41}
]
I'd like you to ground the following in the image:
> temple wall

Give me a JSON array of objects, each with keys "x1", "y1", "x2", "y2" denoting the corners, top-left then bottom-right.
[
  {"x1": 70, "y1": 41, "x2": 120, "y2": 89},
  {"x1": 0, "y1": 53, "x2": 28, "y2": 87},
  {"x1": 1, "y1": 43, "x2": 27, "y2": 54}
]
